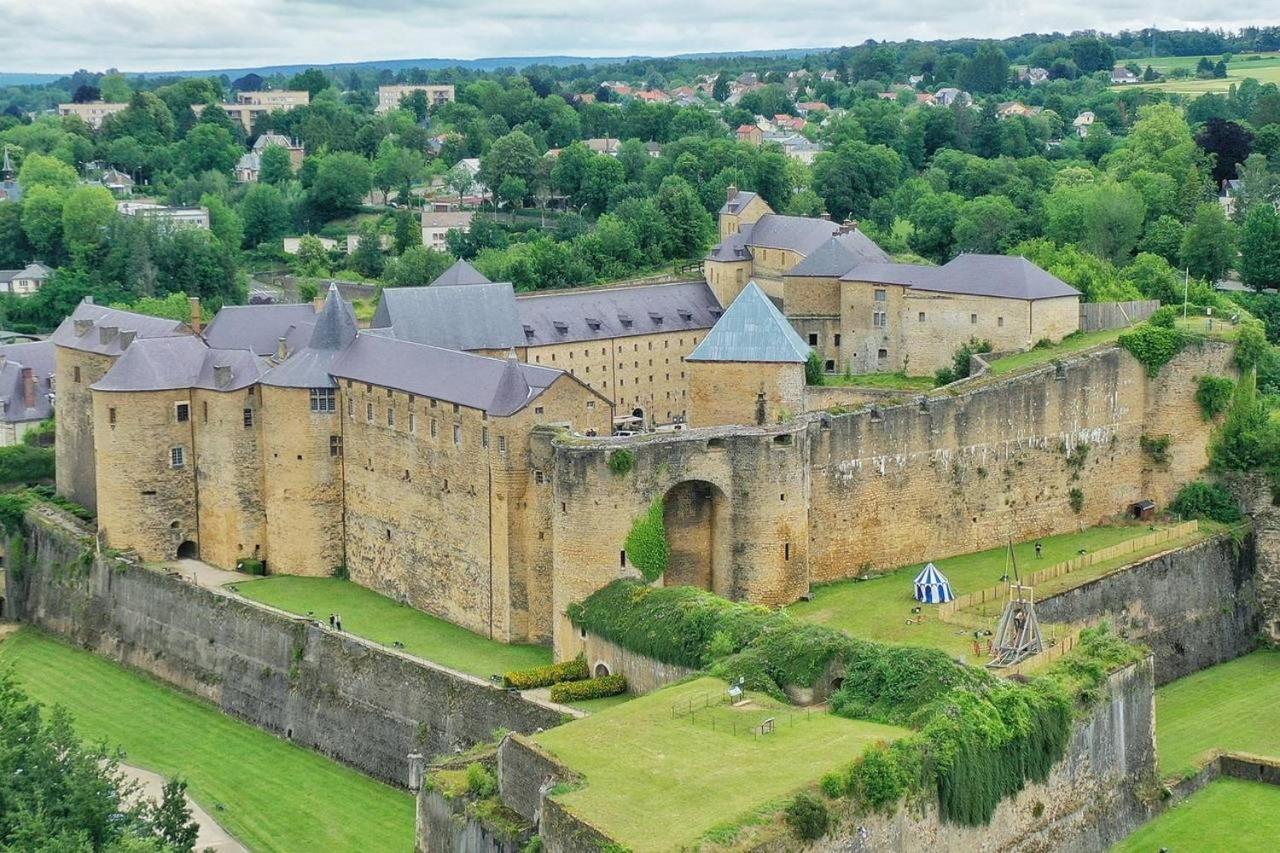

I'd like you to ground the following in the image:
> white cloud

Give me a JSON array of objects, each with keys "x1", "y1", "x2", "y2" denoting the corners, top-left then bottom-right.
[{"x1": 0, "y1": 0, "x2": 1276, "y2": 74}]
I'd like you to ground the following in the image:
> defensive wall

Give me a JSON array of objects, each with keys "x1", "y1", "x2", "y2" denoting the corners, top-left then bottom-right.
[
  {"x1": 4, "y1": 504, "x2": 565, "y2": 788},
  {"x1": 548, "y1": 341, "x2": 1235, "y2": 658}
]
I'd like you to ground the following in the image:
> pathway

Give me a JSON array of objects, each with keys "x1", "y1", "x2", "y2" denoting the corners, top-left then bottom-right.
[{"x1": 120, "y1": 763, "x2": 248, "y2": 853}]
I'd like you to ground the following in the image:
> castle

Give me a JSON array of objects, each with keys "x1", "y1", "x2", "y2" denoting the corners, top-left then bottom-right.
[{"x1": 55, "y1": 200, "x2": 1207, "y2": 655}]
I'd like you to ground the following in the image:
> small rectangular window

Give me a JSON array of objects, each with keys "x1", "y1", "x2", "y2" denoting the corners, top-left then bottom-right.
[
  {"x1": 878, "y1": 348, "x2": 888, "y2": 359},
  {"x1": 243, "y1": 408, "x2": 254, "y2": 428},
  {"x1": 498, "y1": 435, "x2": 507, "y2": 453},
  {"x1": 170, "y1": 446, "x2": 185, "y2": 468},
  {"x1": 347, "y1": 398, "x2": 354, "y2": 417},
  {"x1": 430, "y1": 418, "x2": 438, "y2": 437},
  {"x1": 108, "y1": 407, "x2": 117, "y2": 425},
  {"x1": 834, "y1": 334, "x2": 841, "y2": 347},
  {"x1": 74, "y1": 366, "x2": 82, "y2": 383},
  {"x1": 971, "y1": 313, "x2": 978, "y2": 324},
  {"x1": 366, "y1": 402, "x2": 373, "y2": 422},
  {"x1": 453, "y1": 423, "x2": 461, "y2": 446},
  {"x1": 409, "y1": 412, "x2": 416, "y2": 433},
  {"x1": 452, "y1": 403, "x2": 459, "y2": 413},
  {"x1": 482, "y1": 427, "x2": 489, "y2": 448},
  {"x1": 998, "y1": 316, "x2": 1005, "y2": 327},
  {"x1": 387, "y1": 408, "x2": 395, "y2": 427},
  {"x1": 534, "y1": 406, "x2": 544, "y2": 415},
  {"x1": 329, "y1": 435, "x2": 342, "y2": 457},
  {"x1": 918, "y1": 312, "x2": 926, "y2": 322},
  {"x1": 175, "y1": 402, "x2": 190, "y2": 423},
  {"x1": 587, "y1": 400, "x2": 595, "y2": 410},
  {"x1": 808, "y1": 333, "x2": 818, "y2": 346},
  {"x1": 310, "y1": 387, "x2": 336, "y2": 413},
  {"x1": 874, "y1": 289, "x2": 886, "y2": 302},
  {"x1": 535, "y1": 470, "x2": 544, "y2": 484}
]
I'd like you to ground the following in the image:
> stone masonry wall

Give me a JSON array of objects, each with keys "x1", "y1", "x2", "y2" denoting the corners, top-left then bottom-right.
[
  {"x1": 11, "y1": 506, "x2": 565, "y2": 788},
  {"x1": 1037, "y1": 532, "x2": 1258, "y2": 685},
  {"x1": 54, "y1": 347, "x2": 116, "y2": 512}
]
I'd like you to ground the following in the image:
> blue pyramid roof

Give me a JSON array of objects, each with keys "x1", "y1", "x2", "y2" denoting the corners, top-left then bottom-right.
[{"x1": 686, "y1": 281, "x2": 810, "y2": 364}]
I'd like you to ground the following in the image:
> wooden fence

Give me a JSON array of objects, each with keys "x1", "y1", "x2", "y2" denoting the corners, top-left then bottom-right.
[
  {"x1": 1079, "y1": 299, "x2": 1160, "y2": 333},
  {"x1": 1003, "y1": 626, "x2": 1085, "y2": 676},
  {"x1": 937, "y1": 521, "x2": 1199, "y2": 620}
]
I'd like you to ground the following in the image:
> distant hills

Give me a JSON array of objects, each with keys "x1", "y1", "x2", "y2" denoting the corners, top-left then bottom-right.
[{"x1": 0, "y1": 47, "x2": 825, "y2": 86}]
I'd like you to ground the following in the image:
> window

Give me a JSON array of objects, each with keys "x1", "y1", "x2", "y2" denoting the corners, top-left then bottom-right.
[
  {"x1": 482, "y1": 427, "x2": 489, "y2": 448},
  {"x1": 387, "y1": 408, "x2": 395, "y2": 427},
  {"x1": 329, "y1": 435, "x2": 342, "y2": 457},
  {"x1": 430, "y1": 418, "x2": 438, "y2": 437},
  {"x1": 808, "y1": 333, "x2": 819, "y2": 346},
  {"x1": 534, "y1": 406, "x2": 544, "y2": 415},
  {"x1": 452, "y1": 403, "x2": 459, "y2": 413},
  {"x1": 430, "y1": 398, "x2": 438, "y2": 408},
  {"x1": 202, "y1": 401, "x2": 208, "y2": 423},
  {"x1": 74, "y1": 366, "x2": 81, "y2": 383},
  {"x1": 878, "y1": 348, "x2": 888, "y2": 359},
  {"x1": 310, "y1": 387, "x2": 336, "y2": 413},
  {"x1": 243, "y1": 409, "x2": 254, "y2": 428},
  {"x1": 108, "y1": 407, "x2": 117, "y2": 425},
  {"x1": 970, "y1": 313, "x2": 978, "y2": 324},
  {"x1": 535, "y1": 470, "x2": 544, "y2": 484},
  {"x1": 498, "y1": 435, "x2": 507, "y2": 453},
  {"x1": 998, "y1": 316, "x2": 1005, "y2": 327},
  {"x1": 170, "y1": 446, "x2": 185, "y2": 468},
  {"x1": 409, "y1": 413, "x2": 416, "y2": 434},
  {"x1": 175, "y1": 402, "x2": 190, "y2": 423},
  {"x1": 834, "y1": 334, "x2": 841, "y2": 347},
  {"x1": 874, "y1": 289, "x2": 886, "y2": 302},
  {"x1": 347, "y1": 398, "x2": 354, "y2": 417},
  {"x1": 366, "y1": 402, "x2": 373, "y2": 422},
  {"x1": 587, "y1": 400, "x2": 595, "y2": 410},
  {"x1": 873, "y1": 311, "x2": 887, "y2": 328},
  {"x1": 453, "y1": 423, "x2": 461, "y2": 446},
  {"x1": 918, "y1": 312, "x2": 926, "y2": 322}
]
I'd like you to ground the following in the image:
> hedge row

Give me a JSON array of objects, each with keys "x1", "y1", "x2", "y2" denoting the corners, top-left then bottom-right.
[
  {"x1": 549, "y1": 674, "x2": 627, "y2": 703},
  {"x1": 503, "y1": 656, "x2": 588, "y2": 690}
]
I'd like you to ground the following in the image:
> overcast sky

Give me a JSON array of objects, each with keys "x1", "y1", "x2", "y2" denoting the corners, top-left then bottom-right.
[{"x1": 1, "y1": 1, "x2": 1278, "y2": 75}]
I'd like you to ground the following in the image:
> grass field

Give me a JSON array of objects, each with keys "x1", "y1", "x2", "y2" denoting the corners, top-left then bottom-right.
[
  {"x1": 1154, "y1": 648, "x2": 1280, "y2": 778},
  {"x1": 1118, "y1": 52, "x2": 1280, "y2": 94},
  {"x1": 534, "y1": 676, "x2": 908, "y2": 851},
  {"x1": 820, "y1": 372, "x2": 936, "y2": 391},
  {"x1": 987, "y1": 328, "x2": 1124, "y2": 376},
  {"x1": 0, "y1": 628, "x2": 415, "y2": 853},
  {"x1": 230, "y1": 576, "x2": 551, "y2": 678},
  {"x1": 788, "y1": 524, "x2": 1179, "y2": 662},
  {"x1": 1112, "y1": 777, "x2": 1280, "y2": 852}
]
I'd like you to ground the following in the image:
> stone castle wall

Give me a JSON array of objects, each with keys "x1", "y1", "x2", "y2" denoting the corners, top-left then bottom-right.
[{"x1": 55, "y1": 347, "x2": 116, "y2": 512}]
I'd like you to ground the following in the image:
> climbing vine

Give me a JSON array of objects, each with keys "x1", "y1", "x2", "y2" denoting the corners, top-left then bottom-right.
[
  {"x1": 1118, "y1": 324, "x2": 1186, "y2": 377},
  {"x1": 1195, "y1": 375, "x2": 1234, "y2": 421},
  {"x1": 624, "y1": 497, "x2": 668, "y2": 582},
  {"x1": 607, "y1": 448, "x2": 635, "y2": 476}
]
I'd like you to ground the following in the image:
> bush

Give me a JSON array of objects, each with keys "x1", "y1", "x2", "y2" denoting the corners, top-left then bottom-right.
[
  {"x1": 549, "y1": 674, "x2": 627, "y2": 703},
  {"x1": 607, "y1": 448, "x2": 635, "y2": 476},
  {"x1": 1196, "y1": 375, "x2": 1234, "y2": 420},
  {"x1": 1209, "y1": 372, "x2": 1280, "y2": 473},
  {"x1": 0, "y1": 444, "x2": 54, "y2": 485},
  {"x1": 624, "y1": 497, "x2": 669, "y2": 582},
  {"x1": 1069, "y1": 487, "x2": 1085, "y2": 513},
  {"x1": 848, "y1": 742, "x2": 909, "y2": 811},
  {"x1": 236, "y1": 558, "x2": 266, "y2": 576},
  {"x1": 1148, "y1": 305, "x2": 1178, "y2": 328},
  {"x1": 21, "y1": 418, "x2": 55, "y2": 447},
  {"x1": 1234, "y1": 320, "x2": 1269, "y2": 371},
  {"x1": 1170, "y1": 480, "x2": 1241, "y2": 523},
  {"x1": 805, "y1": 350, "x2": 825, "y2": 386},
  {"x1": 785, "y1": 791, "x2": 829, "y2": 840},
  {"x1": 465, "y1": 762, "x2": 497, "y2": 797},
  {"x1": 934, "y1": 338, "x2": 993, "y2": 386},
  {"x1": 1139, "y1": 434, "x2": 1171, "y2": 466},
  {"x1": 1118, "y1": 324, "x2": 1186, "y2": 376},
  {"x1": 503, "y1": 656, "x2": 588, "y2": 690}
]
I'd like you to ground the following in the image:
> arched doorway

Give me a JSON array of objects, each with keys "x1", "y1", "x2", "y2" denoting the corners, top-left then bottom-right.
[
  {"x1": 662, "y1": 480, "x2": 729, "y2": 594},
  {"x1": 594, "y1": 662, "x2": 611, "y2": 677},
  {"x1": 176, "y1": 540, "x2": 198, "y2": 559}
]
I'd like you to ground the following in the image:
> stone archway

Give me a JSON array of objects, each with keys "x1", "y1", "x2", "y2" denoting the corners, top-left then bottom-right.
[
  {"x1": 176, "y1": 540, "x2": 199, "y2": 559},
  {"x1": 662, "y1": 480, "x2": 730, "y2": 595}
]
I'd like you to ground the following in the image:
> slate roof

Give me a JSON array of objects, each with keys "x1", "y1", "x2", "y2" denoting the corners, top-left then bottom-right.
[
  {"x1": 329, "y1": 334, "x2": 565, "y2": 416},
  {"x1": 431, "y1": 258, "x2": 492, "y2": 287},
  {"x1": 91, "y1": 336, "x2": 263, "y2": 392},
  {"x1": 786, "y1": 231, "x2": 891, "y2": 276},
  {"x1": 260, "y1": 284, "x2": 358, "y2": 388},
  {"x1": 371, "y1": 282, "x2": 524, "y2": 351},
  {"x1": 843, "y1": 255, "x2": 1080, "y2": 301},
  {"x1": 0, "y1": 340, "x2": 55, "y2": 424},
  {"x1": 202, "y1": 303, "x2": 316, "y2": 355},
  {"x1": 687, "y1": 282, "x2": 810, "y2": 363},
  {"x1": 50, "y1": 300, "x2": 188, "y2": 356},
  {"x1": 746, "y1": 214, "x2": 842, "y2": 255},
  {"x1": 719, "y1": 189, "x2": 759, "y2": 215},
  {"x1": 515, "y1": 281, "x2": 720, "y2": 346},
  {"x1": 707, "y1": 227, "x2": 754, "y2": 262}
]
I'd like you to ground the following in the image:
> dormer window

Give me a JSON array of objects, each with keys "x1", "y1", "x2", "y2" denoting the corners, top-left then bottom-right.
[
  {"x1": 618, "y1": 313, "x2": 633, "y2": 328},
  {"x1": 649, "y1": 312, "x2": 663, "y2": 325},
  {"x1": 678, "y1": 309, "x2": 692, "y2": 321},
  {"x1": 553, "y1": 321, "x2": 569, "y2": 334},
  {"x1": 522, "y1": 324, "x2": 535, "y2": 338},
  {"x1": 585, "y1": 317, "x2": 601, "y2": 331}
]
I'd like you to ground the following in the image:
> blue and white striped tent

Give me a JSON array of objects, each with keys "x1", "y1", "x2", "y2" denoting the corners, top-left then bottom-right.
[{"x1": 913, "y1": 563, "x2": 955, "y2": 604}]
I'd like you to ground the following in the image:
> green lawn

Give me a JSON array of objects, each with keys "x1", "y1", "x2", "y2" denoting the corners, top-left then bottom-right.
[
  {"x1": 1112, "y1": 778, "x2": 1280, "y2": 853},
  {"x1": 230, "y1": 576, "x2": 551, "y2": 678},
  {"x1": 819, "y1": 372, "x2": 936, "y2": 391},
  {"x1": 534, "y1": 677, "x2": 908, "y2": 852},
  {"x1": 1120, "y1": 52, "x2": 1280, "y2": 94},
  {"x1": 788, "y1": 524, "x2": 1168, "y2": 662},
  {"x1": 987, "y1": 328, "x2": 1124, "y2": 376},
  {"x1": 0, "y1": 629, "x2": 414, "y2": 853},
  {"x1": 1155, "y1": 649, "x2": 1280, "y2": 778}
]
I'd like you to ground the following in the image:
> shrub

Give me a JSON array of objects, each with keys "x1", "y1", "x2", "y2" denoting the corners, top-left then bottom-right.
[
  {"x1": 848, "y1": 742, "x2": 909, "y2": 811},
  {"x1": 805, "y1": 350, "x2": 825, "y2": 386},
  {"x1": 549, "y1": 674, "x2": 626, "y2": 703},
  {"x1": 785, "y1": 791, "x2": 829, "y2": 840},
  {"x1": 1148, "y1": 305, "x2": 1178, "y2": 328},
  {"x1": 1196, "y1": 375, "x2": 1234, "y2": 420},
  {"x1": 1118, "y1": 324, "x2": 1185, "y2": 376},
  {"x1": 465, "y1": 762, "x2": 497, "y2": 798},
  {"x1": 0, "y1": 444, "x2": 54, "y2": 485},
  {"x1": 236, "y1": 558, "x2": 266, "y2": 576},
  {"x1": 0, "y1": 491, "x2": 36, "y2": 532},
  {"x1": 1234, "y1": 320, "x2": 1269, "y2": 371},
  {"x1": 21, "y1": 418, "x2": 55, "y2": 447},
  {"x1": 819, "y1": 770, "x2": 847, "y2": 798},
  {"x1": 1069, "y1": 487, "x2": 1085, "y2": 513},
  {"x1": 1170, "y1": 481, "x2": 1241, "y2": 523},
  {"x1": 934, "y1": 338, "x2": 994, "y2": 386},
  {"x1": 503, "y1": 656, "x2": 588, "y2": 690},
  {"x1": 607, "y1": 448, "x2": 635, "y2": 476},
  {"x1": 1139, "y1": 434, "x2": 1171, "y2": 466},
  {"x1": 1209, "y1": 372, "x2": 1280, "y2": 473},
  {"x1": 624, "y1": 497, "x2": 669, "y2": 582}
]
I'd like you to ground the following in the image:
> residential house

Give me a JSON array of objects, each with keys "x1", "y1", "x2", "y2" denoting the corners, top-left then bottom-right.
[
  {"x1": 100, "y1": 168, "x2": 134, "y2": 196},
  {"x1": 795, "y1": 101, "x2": 831, "y2": 116},
  {"x1": 0, "y1": 262, "x2": 52, "y2": 296},
  {"x1": 584, "y1": 138, "x2": 622, "y2": 156},
  {"x1": 57, "y1": 101, "x2": 128, "y2": 129},
  {"x1": 0, "y1": 340, "x2": 54, "y2": 446},
  {"x1": 375, "y1": 84, "x2": 456, "y2": 114},
  {"x1": 1220, "y1": 179, "x2": 1243, "y2": 217},
  {"x1": 420, "y1": 210, "x2": 474, "y2": 252},
  {"x1": 235, "y1": 134, "x2": 305, "y2": 182},
  {"x1": 1018, "y1": 67, "x2": 1050, "y2": 85},
  {"x1": 997, "y1": 101, "x2": 1038, "y2": 119},
  {"x1": 736, "y1": 124, "x2": 765, "y2": 145},
  {"x1": 934, "y1": 88, "x2": 972, "y2": 108},
  {"x1": 1073, "y1": 111, "x2": 1096, "y2": 138},
  {"x1": 766, "y1": 133, "x2": 822, "y2": 164},
  {"x1": 1111, "y1": 66, "x2": 1140, "y2": 84},
  {"x1": 634, "y1": 90, "x2": 670, "y2": 103},
  {"x1": 117, "y1": 202, "x2": 210, "y2": 229},
  {"x1": 283, "y1": 236, "x2": 339, "y2": 254}
]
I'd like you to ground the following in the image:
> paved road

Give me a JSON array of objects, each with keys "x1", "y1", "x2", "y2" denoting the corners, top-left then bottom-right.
[{"x1": 120, "y1": 764, "x2": 248, "y2": 853}]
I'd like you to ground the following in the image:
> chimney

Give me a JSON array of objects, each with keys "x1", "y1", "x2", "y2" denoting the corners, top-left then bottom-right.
[
  {"x1": 819, "y1": 212, "x2": 832, "y2": 221},
  {"x1": 726, "y1": 184, "x2": 738, "y2": 203},
  {"x1": 214, "y1": 364, "x2": 232, "y2": 388},
  {"x1": 189, "y1": 297, "x2": 202, "y2": 334},
  {"x1": 84, "y1": 295, "x2": 95, "y2": 305},
  {"x1": 839, "y1": 219, "x2": 859, "y2": 235},
  {"x1": 276, "y1": 336, "x2": 288, "y2": 360},
  {"x1": 74, "y1": 319, "x2": 93, "y2": 336},
  {"x1": 21, "y1": 367, "x2": 35, "y2": 409},
  {"x1": 313, "y1": 289, "x2": 328, "y2": 311},
  {"x1": 99, "y1": 325, "x2": 118, "y2": 345},
  {"x1": 118, "y1": 330, "x2": 136, "y2": 348}
]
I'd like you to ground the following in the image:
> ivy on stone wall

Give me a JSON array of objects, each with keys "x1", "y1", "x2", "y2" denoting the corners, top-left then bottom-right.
[
  {"x1": 624, "y1": 497, "x2": 668, "y2": 582},
  {"x1": 607, "y1": 449, "x2": 635, "y2": 476},
  {"x1": 1195, "y1": 375, "x2": 1235, "y2": 421},
  {"x1": 1118, "y1": 324, "x2": 1186, "y2": 376}
]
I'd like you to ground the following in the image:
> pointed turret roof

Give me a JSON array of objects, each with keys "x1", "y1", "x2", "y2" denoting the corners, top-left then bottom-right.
[
  {"x1": 686, "y1": 281, "x2": 810, "y2": 363},
  {"x1": 260, "y1": 284, "x2": 357, "y2": 388},
  {"x1": 489, "y1": 348, "x2": 533, "y2": 416},
  {"x1": 431, "y1": 258, "x2": 491, "y2": 287},
  {"x1": 308, "y1": 283, "x2": 358, "y2": 350}
]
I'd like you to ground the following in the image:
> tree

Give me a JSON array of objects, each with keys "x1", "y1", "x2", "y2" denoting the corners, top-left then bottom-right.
[
  {"x1": 200, "y1": 192, "x2": 244, "y2": 251},
  {"x1": 308, "y1": 152, "x2": 372, "y2": 219},
  {"x1": 579, "y1": 155, "x2": 625, "y2": 216},
  {"x1": 17, "y1": 152, "x2": 78, "y2": 191},
  {"x1": 445, "y1": 163, "x2": 475, "y2": 206},
  {"x1": 1180, "y1": 203, "x2": 1236, "y2": 282},
  {"x1": 0, "y1": 203, "x2": 32, "y2": 268},
  {"x1": 478, "y1": 131, "x2": 539, "y2": 203},
  {"x1": 258, "y1": 144, "x2": 294, "y2": 185},
  {"x1": 952, "y1": 194, "x2": 1020, "y2": 255},
  {"x1": 1069, "y1": 37, "x2": 1116, "y2": 74},
  {"x1": 61, "y1": 185, "x2": 117, "y2": 262},
  {"x1": 71, "y1": 83, "x2": 101, "y2": 103},
  {"x1": 906, "y1": 191, "x2": 962, "y2": 262},
  {"x1": 21, "y1": 185, "x2": 66, "y2": 260},
  {"x1": 288, "y1": 68, "x2": 330, "y2": 98},
  {"x1": 399, "y1": 89, "x2": 430, "y2": 122},
  {"x1": 99, "y1": 72, "x2": 132, "y2": 102},
  {"x1": 349, "y1": 220, "x2": 385, "y2": 277},
  {"x1": 383, "y1": 245, "x2": 454, "y2": 287},
  {"x1": 393, "y1": 208, "x2": 421, "y2": 254},
  {"x1": 655, "y1": 175, "x2": 712, "y2": 259},
  {"x1": 1121, "y1": 253, "x2": 1184, "y2": 304},
  {"x1": 1139, "y1": 215, "x2": 1187, "y2": 266},
  {"x1": 1196, "y1": 118, "x2": 1254, "y2": 184},
  {"x1": 959, "y1": 43, "x2": 1010, "y2": 94},
  {"x1": 239, "y1": 183, "x2": 290, "y2": 248},
  {"x1": 711, "y1": 73, "x2": 730, "y2": 102},
  {"x1": 1239, "y1": 205, "x2": 1280, "y2": 291},
  {"x1": 372, "y1": 140, "x2": 425, "y2": 205},
  {"x1": 496, "y1": 175, "x2": 528, "y2": 220},
  {"x1": 294, "y1": 234, "x2": 330, "y2": 277},
  {"x1": 174, "y1": 123, "x2": 241, "y2": 176},
  {"x1": 811, "y1": 141, "x2": 903, "y2": 223}
]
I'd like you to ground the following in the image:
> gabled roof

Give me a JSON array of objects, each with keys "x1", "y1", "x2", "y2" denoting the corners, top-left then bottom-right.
[
  {"x1": 719, "y1": 189, "x2": 760, "y2": 215},
  {"x1": 91, "y1": 336, "x2": 263, "y2": 392},
  {"x1": 842, "y1": 255, "x2": 1080, "y2": 301},
  {"x1": 786, "y1": 231, "x2": 890, "y2": 277},
  {"x1": 431, "y1": 258, "x2": 491, "y2": 287},
  {"x1": 202, "y1": 303, "x2": 317, "y2": 356},
  {"x1": 707, "y1": 227, "x2": 754, "y2": 263},
  {"x1": 687, "y1": 281, "x2": 809, "y2": 364},
  {"x1": 0, "y1": 340, "x2": 55, "y2": 424},
  {"x1": 515, "y1": 281, "x2": 720, "y2": 346},
  {"x1": 50, "y1": 300, "x2": 188, "y2": 356},
  {"x1": 259, "y1": 284, "x2": 357, "y2": 388},
  {"x1": 328, "y1": 333, "x2": 565, "y2": 416},
  {"x1": 371, "y1": 282, "x2": 524, "y2": 351}
]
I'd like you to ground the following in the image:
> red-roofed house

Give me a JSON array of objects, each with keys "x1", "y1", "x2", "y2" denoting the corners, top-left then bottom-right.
[{"x1": 736, "y1": 124, "x2": 764, "y2": 145}]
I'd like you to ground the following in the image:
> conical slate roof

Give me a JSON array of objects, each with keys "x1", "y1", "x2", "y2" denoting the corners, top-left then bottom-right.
[
  {"x1": 431, "y1": 258, "x2": 492, "y2": 287},
  {"x1": 260, "y1": 285, "x2": 358, "y2": 388},
  {"x1": 488, "y1": 348, "x2": 533, "y2": 416},
  {"x1": 686, "y1": 282, "x2": 810, "y2": 363},
  {"x1": 309, "y1": 283, "x2": 358, "y2": 350}
]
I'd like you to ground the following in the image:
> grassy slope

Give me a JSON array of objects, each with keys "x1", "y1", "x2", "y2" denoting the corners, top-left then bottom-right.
[
  {"x1": 0, "y1": 629, "x2": 414, "y2": 853},
  {"x1": 1155, "y1": 648, "x2": 1280, "y2": 778},
  {"x1": 231, "y1": 576, "x2": 551, "y2": 678},
  {"x1": 534, "y1": 676, "x2": 907, "y2": 852},
  {"x1": 1112, "y1": 778, "x2": 1280, "y2": 853},
  {"x1": 987, "y1": 328, "x2": 1123, "y2": 376},
  {"x1": 819, "y1": 372, "x2": 936, "y2": 391},
  {"x1": 788, "y1": 525, "x2": 1166, "y2": 662},
  {"x1": 1121, "y1": 52, "x2": 1280, "y2": 94}
]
